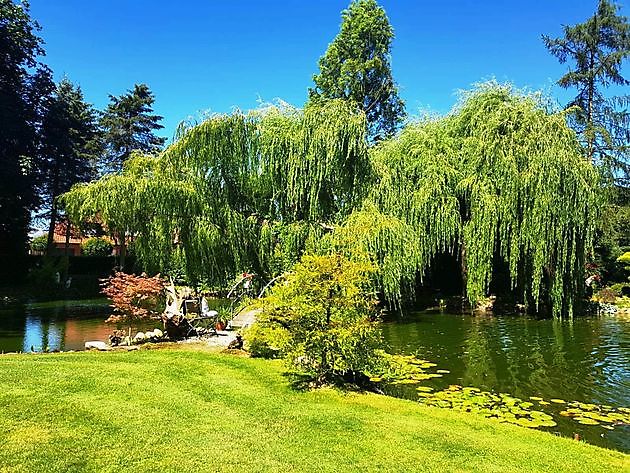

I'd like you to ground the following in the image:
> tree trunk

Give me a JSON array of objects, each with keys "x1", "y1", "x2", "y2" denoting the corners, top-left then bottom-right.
[
  {"x1": 46, "y1": 200, "x2": 57, "y2": 256},
  {"x1": 64, "y1": 218, "x2": 71, "y2": 255}
]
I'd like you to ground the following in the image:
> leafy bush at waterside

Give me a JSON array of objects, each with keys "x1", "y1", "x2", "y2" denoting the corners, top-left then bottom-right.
[{"x1": 248, "y1": 253, "x2": 382, "y2": 384}]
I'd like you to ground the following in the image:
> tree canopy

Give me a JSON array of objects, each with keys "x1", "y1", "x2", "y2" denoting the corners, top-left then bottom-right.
[
  {"x1": 543, "y1": 0, "x2": 629, "y2": 183},
  {"x1": 0, "y1": 0, "x2": 53, "y2": 281},
  {"x1": 38, "y1": 78, "x2": 101, "y2": 253},
  {"x1": 100, "y1": 83, "x2": 166, "y2": 172},
  {"x1": 62, "y1": 84, "x2": 599, "y2": 317},
  {"x1": 309, "y1": 0, "x2": 405, "y2": 142}
]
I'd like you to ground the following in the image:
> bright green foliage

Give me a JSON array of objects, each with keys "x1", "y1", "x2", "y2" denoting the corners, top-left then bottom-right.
[
  {"x1": 30, "y1": 234, "x2": 47, "y2": 253},
  {"x1": 81, "y1": 237, "x2": 113, "y2": 257},
  {"x1": 327, "y1": 84, "x2": 599, "y2": 316},
  {"x1": 310, "y1": 0, "x2": 405, "y2": 141},
  {"x1": 617, "y1": 252, "x2": 630, "y2": 264},
  {"x1": 63, "y1": 99, "x2": 368, "y2": 285},
  {"x1": 543, "y1": 0, "x2": 629, "y2": 181},
  {"x1": 62, "y1": 84, "x2": 598, "y2": 317},
  {"x1": 243, "y1": 322, "x2": 291, "y2": 359},
  {"x1": 254, "y1": 253, "x2": 382, "y2": 382}
]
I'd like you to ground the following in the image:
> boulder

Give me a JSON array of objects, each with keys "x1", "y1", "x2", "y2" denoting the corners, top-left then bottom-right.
[
  {"x1": 85, "y1": 341, "x2": 110, "y2": 351},
  {"x1": 153, "y1": 328, "x2": 163, "y2": 338}
]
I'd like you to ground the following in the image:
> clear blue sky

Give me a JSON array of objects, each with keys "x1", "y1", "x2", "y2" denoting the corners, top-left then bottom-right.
[{"x1": 29, "y1": 0, "x2": 628, "y2": 143}]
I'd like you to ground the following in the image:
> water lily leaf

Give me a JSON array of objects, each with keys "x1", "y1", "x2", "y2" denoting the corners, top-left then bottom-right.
[
  {"x1": 436, "y1": 369, "x2": 450, "y2": 374},
  {"x1": 550, "y1": 399, "x2": 566, "y2": 404},
  {"x1": 529, "y1": 396, "x2": 543, "y2": 401},
  {"x1": 574, "y1": 417, "x2": 599, "y2": 425}
]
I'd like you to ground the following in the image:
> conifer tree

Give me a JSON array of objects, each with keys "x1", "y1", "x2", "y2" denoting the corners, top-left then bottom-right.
[
  {"x1": 100, "y1": 83, "x2": 165, "y2": 172},
  {"x1": 543, "y1": 0, "x2": 629, "y2": 182},
  {"x1": 309, "y1": 0, "x2": 405, "y2": 141},
  {"x1": 0, "y1": 0, "x2": 53, "y2": 280},
  {"x1": 38, "y1": 78, "x2": 101, "y2": 254}
]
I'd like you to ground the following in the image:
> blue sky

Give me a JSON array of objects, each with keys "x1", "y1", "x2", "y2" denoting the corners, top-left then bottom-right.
[{"x1": 29, "y1": 1, "x2": 628, "y2": 142}]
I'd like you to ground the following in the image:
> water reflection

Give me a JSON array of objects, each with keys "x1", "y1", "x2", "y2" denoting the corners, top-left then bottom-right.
[
  {"x1": 381, "y1": 311, "x2": 630, "y2": 451},
  {"x1": 0, "y1": 300, "x2": 125, "y2": 352}
]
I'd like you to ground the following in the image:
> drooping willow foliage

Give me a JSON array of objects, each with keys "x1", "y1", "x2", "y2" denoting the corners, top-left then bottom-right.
[
  {"x1": 61, "y1": 83, "x2": 599, "y2": 316},
  {"x1": 328, "y1": 84, "x2": 600, "y2": 316},
  {"x1": 62, "y1": 99, "x2": 369, "y2": 283}
]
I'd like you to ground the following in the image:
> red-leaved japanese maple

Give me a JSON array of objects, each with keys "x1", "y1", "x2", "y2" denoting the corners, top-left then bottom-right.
[{"x1": 101, "y1": 272, "x2": 165, "y2": 339}]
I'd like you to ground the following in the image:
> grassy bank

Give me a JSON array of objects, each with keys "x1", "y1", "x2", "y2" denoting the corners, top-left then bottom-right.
[{"x1": 0, "y1": 346, "x2": 627, "y2": 472}]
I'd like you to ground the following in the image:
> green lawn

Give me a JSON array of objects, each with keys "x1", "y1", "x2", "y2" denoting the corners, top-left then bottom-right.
[{"x1": 0, "y1": 346, "x2": 627, "y2": 473}]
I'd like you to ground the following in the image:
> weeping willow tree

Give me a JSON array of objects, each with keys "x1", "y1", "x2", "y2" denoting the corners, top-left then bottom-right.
[
  {"x1": 327, "y1": 83, "x2": 600, "y2": 316},
  {"x1": 61, "y1": 99, "x2": 369, "y2": 284},
  {"x1": 62, "y1": 83, "x2": 599, "y2": 317}
]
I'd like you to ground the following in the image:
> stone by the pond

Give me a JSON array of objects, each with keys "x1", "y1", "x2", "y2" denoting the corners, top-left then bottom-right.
[
  {"x1": 134, "y1": 332, "x2": 146, "y2": 341},
  {"x1": 153, "y1": 328, "x2": 163, "y2": 338},
  {"x1": 85, "y1": 341, "x2": 110, "y2": 351}
]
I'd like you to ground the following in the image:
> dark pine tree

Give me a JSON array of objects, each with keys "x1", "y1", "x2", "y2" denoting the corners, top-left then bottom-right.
[
  {"x1": 0, "y1": 0, "x2": 53, "y2": 283},
  {"x1": 543, "y1": 0, "x2": 629, "y2": 182},
  {"x1": 38, "y1": 78, "x2": 102, "y2": 255},
  {"x1": 100, "y1": 83, "x2": 166, "y2": 172}
]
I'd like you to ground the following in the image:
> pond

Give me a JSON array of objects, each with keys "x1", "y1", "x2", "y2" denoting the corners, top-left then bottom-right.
[{"x1": 381, "y1": 310, "x2": 630, "y2": 453}]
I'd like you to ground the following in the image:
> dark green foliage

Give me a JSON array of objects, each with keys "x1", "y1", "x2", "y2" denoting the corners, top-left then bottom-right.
[
  {"x1": 543, "y1": 0, "x2": 630, "y2": 182},
  {"x1": 81, "y1": 237, "x2": 113, "y2": 257},
  {"x1": 0, "y1": 0, "x2": 53, "y2": 280},
  {"x1": 39, "y1": 78, "x2": 101, "y2": 254},
  {"x1": 100, "y1": 83, "x2": 165, "y2": 172},
  {"x1": 310, "y1": 0, "x2": 405, "y2": 141}
]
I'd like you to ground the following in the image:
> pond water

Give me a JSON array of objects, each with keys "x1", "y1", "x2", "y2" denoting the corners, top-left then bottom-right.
[
  {"x1": 0, "y1": 299, "x2": 138, "y2": 353},
  {"x1": 382, "y1": 311, "x2": 630, "y2": 452}
]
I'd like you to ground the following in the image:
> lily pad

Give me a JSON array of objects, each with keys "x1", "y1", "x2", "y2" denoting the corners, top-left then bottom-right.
[{"x1": 575, "y1": 417, "x2": 599, "y2": 425}]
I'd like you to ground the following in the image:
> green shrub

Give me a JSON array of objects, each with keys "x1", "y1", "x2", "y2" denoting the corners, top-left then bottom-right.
[
  {"x1": 82, "y1": 237, "x2": 113, "y2": 256},
  {"x1": 30, "y1": 235, "x2": 48, "y2": 253},
  {"x1": 243, "y1": 323, "x2": 290, "y2": 358},
  {"x1": 616, "y1": 252, "x2": 630, "y2": 264},
  {"x1": 255, "y1": 253, "x2": 383, "y2": 384}
]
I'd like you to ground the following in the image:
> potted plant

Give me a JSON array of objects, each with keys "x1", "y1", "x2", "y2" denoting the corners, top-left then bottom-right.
[{"x1": 215, "y1": 307, "x2": 231, "y2": 331}]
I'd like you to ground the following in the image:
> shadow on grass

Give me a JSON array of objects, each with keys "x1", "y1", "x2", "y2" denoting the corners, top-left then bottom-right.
[{"x1": 281, "y1": 369, "x2": 383, "y2": 394}]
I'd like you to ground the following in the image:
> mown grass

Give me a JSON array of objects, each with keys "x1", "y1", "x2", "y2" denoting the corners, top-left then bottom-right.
[{"x1": 0, "y1": 345, "x2": 627, "y2": 473}]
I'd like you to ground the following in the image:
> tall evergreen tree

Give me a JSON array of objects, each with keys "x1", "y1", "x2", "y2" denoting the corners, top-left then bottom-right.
[
  {"x1": 309, "y1": 0, "x2": 405, "y2": 141},
  {"x1": 100, "y1": 83, "x2": 165, "y2": 172},
  {"x1": 0, "y1": 0, "x2": 53, "y2": 281},
  {"x1": 38, "y1": 78, "x2": 101, "y2": 254},
  {"x1": 543, "y1": 0, "x2": 630, "y2": 182}
]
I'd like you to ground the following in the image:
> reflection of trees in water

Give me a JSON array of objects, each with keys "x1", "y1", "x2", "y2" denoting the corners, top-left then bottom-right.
[
  {"x1": 461, "y1": 317, "x2": 497, "y2": 390},
  {"x1": 23, "y1": 314, "x2": 65, "y2": 352}
]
